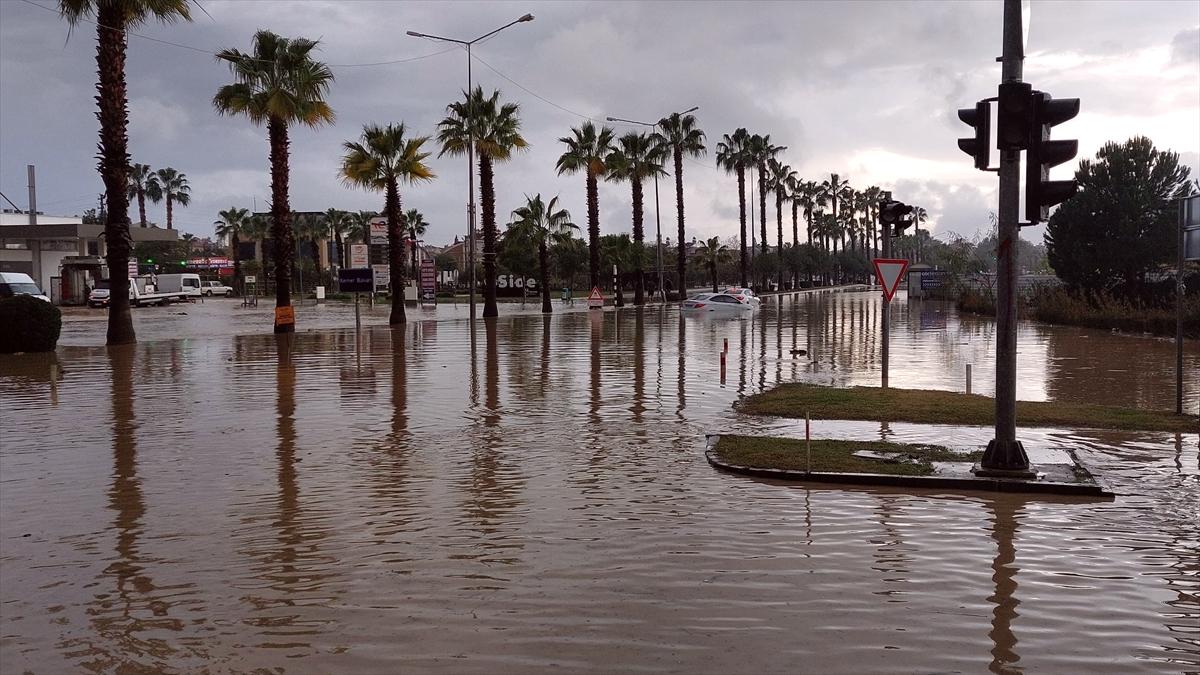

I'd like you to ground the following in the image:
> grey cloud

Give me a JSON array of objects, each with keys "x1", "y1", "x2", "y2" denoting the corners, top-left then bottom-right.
[{"x1": 1171, "y1": 26, "x2": 1199, "y2": 66}]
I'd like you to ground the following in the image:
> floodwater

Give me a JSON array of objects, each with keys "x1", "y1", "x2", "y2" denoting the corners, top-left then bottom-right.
[{"x1": 2, "y1": 290, "x2": 1198, "y2": 673}]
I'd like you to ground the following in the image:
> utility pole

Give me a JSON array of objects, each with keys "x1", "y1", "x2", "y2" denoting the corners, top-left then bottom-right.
[{"x1": 980, "y1": 0, "x2": 1033, "y2": 476}]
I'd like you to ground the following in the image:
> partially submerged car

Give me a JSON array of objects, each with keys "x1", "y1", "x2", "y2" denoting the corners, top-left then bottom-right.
[{"x1": 681, "y1": 292, "x2": 755, "y2": 314}]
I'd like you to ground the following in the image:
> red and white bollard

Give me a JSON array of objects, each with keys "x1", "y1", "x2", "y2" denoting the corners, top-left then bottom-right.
[{"x1": 720, "y1": 350, "x2": 727, "y2": 384}]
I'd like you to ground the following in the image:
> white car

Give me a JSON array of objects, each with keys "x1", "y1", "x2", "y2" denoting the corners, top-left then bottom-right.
[
  {"x1": 722, "y1": 287, "x2": 761, "y2": 305},
  {"x1": 201, "y1": 280, "x2": 234, "y2": 297},
  {"x1": 681, "y1": 292, "x2": 755, "y2": 314},
  {"x1": 0, "y1": 272, "x2": 50, "y2": 302}
]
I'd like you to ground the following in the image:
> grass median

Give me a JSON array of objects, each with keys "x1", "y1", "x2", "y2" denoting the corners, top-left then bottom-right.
[
  {"x1": 712, "y1": 435, "x2": 982, "y2": 476},
  {"x1": 738, "y1": 384, "x2": 1197, "y2": 432}
]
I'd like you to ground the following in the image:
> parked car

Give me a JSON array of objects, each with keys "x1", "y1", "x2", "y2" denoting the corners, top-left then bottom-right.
[
  {"x1": 681, "y1": 292, "x2": 755, "y2": 315},
  {"x1": 88, "y1": 280, "x2": 111, "y2": 308},
  {"x1": 201, "y1": 280, "x2": 233, "y2": 297},
  {"x1": 722, "y1": 287, "x2": 761, "y2": 305},
  {"x1": 0, "y1": 272, "x2": 50, "y2": 302}
]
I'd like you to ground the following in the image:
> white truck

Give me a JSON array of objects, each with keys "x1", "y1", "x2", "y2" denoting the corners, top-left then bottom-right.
[
  {"x1": 156, "y1": 273, "x2": 202, "y2": 298},
  {"x1": 89, "y1": 275, "x2": 198, "y2": 308}
]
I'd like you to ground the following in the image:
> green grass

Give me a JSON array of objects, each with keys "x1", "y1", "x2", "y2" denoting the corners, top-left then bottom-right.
[
  {"x1": 713, "y1": 435, "x2": 981, "y2": 476},
  {"x1": 738, "y1": 384, "x2": 1198, "y2": 432}
]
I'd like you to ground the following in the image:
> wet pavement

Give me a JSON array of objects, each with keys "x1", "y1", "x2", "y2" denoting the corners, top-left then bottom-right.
[{"x1": 2, "y1": 290, "x2": 1198, "y2": 673}]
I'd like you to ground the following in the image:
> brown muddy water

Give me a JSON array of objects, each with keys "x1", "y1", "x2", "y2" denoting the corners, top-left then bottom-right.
[{"x1": 2, "y1": 291, "x2": 1198, "y2": 673}]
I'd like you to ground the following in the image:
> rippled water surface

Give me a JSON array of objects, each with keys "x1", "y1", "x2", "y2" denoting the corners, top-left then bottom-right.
[{"x1": 2, "y1": 291, "x2": 1198, "y2": 673}]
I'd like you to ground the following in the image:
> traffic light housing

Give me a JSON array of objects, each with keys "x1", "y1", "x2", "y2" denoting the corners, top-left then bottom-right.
[
  {"x1": 880, "y1": 200, "x2": 914, "y2": 237},
  {"x1": 957, "y1": 101, "x2": 991, "y2": 170},
  {"x1": 997, "y1": 82, "x2": 1033, "y2": 151},
  {"x1": 1025, "y1": 91, "x2": 1079, "y2": 222}
]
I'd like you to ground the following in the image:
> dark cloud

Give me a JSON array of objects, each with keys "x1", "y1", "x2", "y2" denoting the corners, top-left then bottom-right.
[{"x1": 1, "y1": 0, "x2": 1196, "y2": 244}]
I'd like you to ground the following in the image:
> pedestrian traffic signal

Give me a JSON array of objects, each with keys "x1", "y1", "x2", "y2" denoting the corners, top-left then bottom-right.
[
  {"x1": 957, "y1": 101, "x2": 991, "y2": 171},
  {"x1": 1025, "y1": 91, "x2": 1079, "y2": 222}
]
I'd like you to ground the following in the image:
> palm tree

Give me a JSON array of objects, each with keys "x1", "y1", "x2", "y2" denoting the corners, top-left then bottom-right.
[
  {"x1": 150, "y1": 167, "x2": 190, "y2": 230},
  {"x1": 693, "y1": 236, "x2": 730, "y2": 293},
  {"x1": 508, "y1": 194, "x2": 577, "y2": 313},
  {"x1": 214, "y1": 206, "x2": 249, "y2": 286},
  {"x1": 652, "y1": 112, "x2": 706, "y2": 299},
  {"x1": 293, "y1": 212, "x2": 328, "y2": 276},
  {"x1": 59, "y1": 0, "x2": 193, "y2": 345},
  {"x1": 768, "y1": 158, "x2": 796, "y2": 290},
  {"x1": 241, "y1": 214, "x2": 270, "y2": 273},
  {"x1": 716, "y1": 128, "x2": 752, "y2": 286},
  {"x1": 404, "y1": 208, "x2": 428, "y2": 283},
  {"x1": 438, "y1": 87, "x2": 527, "y2": 319},
  {"x1": 606, "y1": 131, "x2": 666, "y2": 305},
  {"x1": 819, "y1": 173, "x2": 853, "y2": 281},
  {"x1": 214, "y1": 30, "x2": 335, "y2": 333},
  {"x1": 556, "y1": 121, "x2": 615, "y2": 292},
  {"x1": 322, "y1": 207, "x2": 347, "y2": 267},
  {"x1": 341, "y1": 122, "x2": 435, "y2": 325},
  {"x1": 346, "y1": 210, "x2": 378, "y2": 249},
  {"x1": 796, "y1": 180, "x2": 825, "y2": 249},
  {"x1": 912, "y1": 206, "x2": 928, "y2": 262},
  {"x1": 860, "y1": 185, "x2": 883, "y2": 256},
  {"x1": 747, "y1": 134, "x2": 783, "y2": 287},
  {"x1": 126, "y1": 163, "x2": 158, "y2": 228},
  {"x1": 600, "y1": 233, "x2": 636, "y2": 307}
]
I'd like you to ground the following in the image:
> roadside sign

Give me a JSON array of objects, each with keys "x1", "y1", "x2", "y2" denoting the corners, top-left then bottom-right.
[
  {"x1": 587, "y1": 286, "x2": 604, "y2": 309},
  {"x1": 127, "y1": 257, "x2": 138, "y2": 278},
  {"x1": 420, "y1": 259, "x2": 436, "y2": 296},
  {"x1": 349, "y1": 244, "x2": 369, "y2": 268},
  {"x1": 244, "y1": 275, "x2": 256, "y2": 284},
  {"x1": 372, "y1": 264, "x2": 390, "y2": 290},
  {"x1": 274, "y1": 305, "x2": 295, "y2": 326},
  {"x1": 920, "y1": 269, "x2": 950, "y2": 290},
  {"x1": 1183, "y1": 194, "x2": 1200, "y2": 262},
  {"x1": 369, "y1": 217, "x2": 388, "y2": 245},
  {"x1": 338, "y1": 268, "x2": 372, "y2": 293},
  {"x1": 873, "y1": 258, "x2": 909, "y2": 302}
]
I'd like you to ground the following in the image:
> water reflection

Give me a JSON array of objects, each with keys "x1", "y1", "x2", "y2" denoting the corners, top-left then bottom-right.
[{"x1": 986, "y1": 498, "x2": 1021, "y2": 674}]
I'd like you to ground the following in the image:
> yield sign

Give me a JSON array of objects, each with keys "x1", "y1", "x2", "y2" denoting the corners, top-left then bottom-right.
[
  {"x1": 873, "y1": 258, "x2": 909, "y2": 302},
  {"x1": 587, "y1": 286, "x2": 605, "y2": 309}
]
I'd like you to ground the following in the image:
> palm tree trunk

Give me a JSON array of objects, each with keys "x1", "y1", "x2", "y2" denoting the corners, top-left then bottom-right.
[
  {"x1": 758, "y1": 163, "x2": 768, "y2": 288},
  {"x1": 711, "y1": 261, "x2": 718, "y2": 293},
  {"x1": 95, "y1": 3, "x2": 135, "y2": 345},
  {"x1": 737, "y1": 166, "x2": 747, "y2": 287},
  {"x1": 586, "y1": 169, "x2": 600, "y2": 291},
  {"x1": 385, "y1": 177, "x2": 406, "y2": 325},
  {"x1": 479, "y1": 153, "x2": 498, "y2": 318},
  {"x1": 632, "y1": 176, "x2": 645, "y2": 306},
  {"x1": 409, "y1": 228, "x2": 418, "y2": 289},
  {"x1": 791, "y1": 201, "x2": 799, "y2": 247},
  {"x1": 674, "y1": 147, "x2": 686, "y2": 300},
  {"x1": 776, "y1": 190, "x2": 784, "y2": 291},
  {"x1": 137, "y1": 188, "x2": 146, "y2": 228},
  {"x1": 268, "y1": 115, "x2": 294, "y2": 332},
  {"x1": 539, "y1": 240, "x2": 551, "y2": 313},
  {"x1": 165, "y1": 194, "x2": 173, "y2": 230},
  {"x1": 232, "y1": 232, "x2": 242, "y2": 289}
]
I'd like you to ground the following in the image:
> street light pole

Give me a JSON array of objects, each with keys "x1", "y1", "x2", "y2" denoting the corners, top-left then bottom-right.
[
  {"x1": 407, "y1": 14, "x2": 534, "y2": 322},
  {"x1": 606, "y1": 106, "x2": 697, "y2": 303}
]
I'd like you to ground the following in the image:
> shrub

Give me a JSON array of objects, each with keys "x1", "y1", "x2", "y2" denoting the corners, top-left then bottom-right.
[{"x1": 0, "y1": 295, "x2": 62, "y2": 353}]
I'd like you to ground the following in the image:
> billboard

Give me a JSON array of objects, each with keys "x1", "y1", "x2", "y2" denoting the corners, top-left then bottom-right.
[
  {"x1": 420, "y1": 259, "x2": 436, "y2": 297},
  {"x1": 372, "y1": 264, "x2": 390, "y2": 289},
  {"x1": 369, "y1": 217, "x2": 388, "y2": 245},
  {"x1": 338, "y1": 268, "x2": 372, "y2": 293},
  {"x1": 349, "y1": 244, "x2": 369, "y2": 268}
]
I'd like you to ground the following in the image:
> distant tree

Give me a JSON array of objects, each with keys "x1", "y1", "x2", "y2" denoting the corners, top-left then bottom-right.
[
  {"x1": 322, "y1": 208, "x2": 348, "y2": 267},
  {"x1": 126, "y1": 163, "x2": 157, "y2": 228},
  {"x1": 507, "y1": 194, "x2": 576, "y2": 313},
  {"x1": 600, "y1": 233, "x2": 636, "y2": 306},
  {"x1": 693, "y1": 236, "x2": 731, "y2": 292},
  {"x1": 434, "y1": 252, "x2": 458, "y2": 272},
  {"x1": 551, "y1": 235, "x2": 588, "y2": 291},
  {"x1": 81, "y1": 208, "x2": 101, "y2": 225},
  {"x1": 150, "y1": 167, "x2": 190, "y2": 230},
  {"x1": 214, "y1": 206, "x2": 249, "y2": 284},
  {"x1": 1045, "y1": 136, "x2": 1193, "y2": 294},
  {"x1": 404, "y1": 208, "x2": 428, "y2": 279}
]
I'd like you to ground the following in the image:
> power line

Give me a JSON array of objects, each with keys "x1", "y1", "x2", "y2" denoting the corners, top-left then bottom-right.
[
  {"x1": 17, "y1": 0, "x2": 459, "y2": 68},
  {"x1": 470, "y1": 51, "x2": 640, "y2": 128}
]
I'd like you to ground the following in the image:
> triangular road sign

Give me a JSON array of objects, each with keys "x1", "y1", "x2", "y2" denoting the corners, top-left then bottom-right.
[
  {"x1": 873, "y1": 258, "x2": 909, "y2": 302},
  {"x1": 587, "y1": 286, "x2": 605, "y2": 309}
]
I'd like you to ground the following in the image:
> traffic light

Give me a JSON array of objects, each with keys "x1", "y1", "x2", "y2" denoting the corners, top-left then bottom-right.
[
  {"x1": 996, "y1": 82, "x2": 1033, "y2": 151},
  {"x1": 880, "y1": 201, "x2": 914, "y2": 237},
  {"x1": 1025, "y1": 91, "x2": 1079, "y2": 222},
  {"x1": 957, "y1": 101, "x2": 990, "y2": 170}
]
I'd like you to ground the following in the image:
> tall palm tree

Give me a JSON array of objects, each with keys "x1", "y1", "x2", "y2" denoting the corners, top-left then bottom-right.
[
  {"x1": 693, "y1": 236, "x2": 730, "y2": 293},
  {"x1": 214, "y1": 206, "x2": 249, "y2": 286},
  {"x1": 404, "y1": 208, "x2": 428, "y2": 283},
  {"x1": 768, "y1": 158, "x2": 796, "y2": 290},
  {"x1": 860, "y1": 185, "x2": 883, "y2": 256},
  {"x1": 346, "y1": 210, "x2": 378, "y2": 249},
  {"x1": 912, "y1": 206, "x2": 928, "y2": 262},
  {"x1": 293, "y1": 212, "x2": 328, "y2": 276},
  {"x1": 126, "y1": 163, "x2": 158, "y2": 228},
  {"x1": 747, "y1": 134, "x2": 783, "y2": 286},
  {"x1": 556, "y1": 121, "x2": 615, "y2": 292},
  {"x1": 796, "y1": 180, "x2": 825, "y2": 249},
  {"x1": 322, "y1": 207, "x2": 347, "y2": 267},
  {"x1": 438, "y1": 87, "x2": 527, "y2": 319},
  {"x1": 341, "y1": 122, "x2": 435, "y2": 325},
  {"x1": 59, "y1": 0, "x2": 193, "y2": 345},
  {"x1": 507, "y1": 194, "x2": 577, "y2": 313},
  {"x1": 819, "y1": 173, "x2": 853, "y2": 281},
  {"x1": 606, "y1": 131, "x2": 666, "y2": 305},
  {"x1": 214, "y1": 30, "x2": 335, "y2": 333},
  {"x1": 241, "y1": 214, "x2": 270, "y2": 272},
  {"x1": 716, "y1": 128, "x2": 752, "y2": 286},
  {"x1": 150, "y1": 167, "x2": 190, "y2": 230},
  {"x1": 652, "y1": 112, "x2": 706, "y2": 299}
]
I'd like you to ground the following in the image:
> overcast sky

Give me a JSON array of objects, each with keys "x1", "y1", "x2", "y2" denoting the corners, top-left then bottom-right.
[{"x1": 1, "y1": 0, "x2": 1197, "y2": 247}]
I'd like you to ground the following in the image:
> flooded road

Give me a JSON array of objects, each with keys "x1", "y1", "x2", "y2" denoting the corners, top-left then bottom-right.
[{"x1": 2, "y1": 291, "x2": 1198, "y2": 673}]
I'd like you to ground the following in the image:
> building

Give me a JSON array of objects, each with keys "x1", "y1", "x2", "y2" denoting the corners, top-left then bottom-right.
[{"x1": 1, "y1": 210, "x2": 178, "y2": 304}]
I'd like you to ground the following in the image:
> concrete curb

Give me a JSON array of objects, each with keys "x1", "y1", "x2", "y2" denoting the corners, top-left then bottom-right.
[{"x1": 703, "y1": 435, "x2": 1114, "y2": 498}]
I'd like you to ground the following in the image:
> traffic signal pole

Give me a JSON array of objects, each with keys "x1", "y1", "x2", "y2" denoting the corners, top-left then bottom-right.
[
  {"x1": 981, "y1": 0, "x2": 1034, "y2": 475},
  {"x1": 881, "y1": 204, "x2": 890, "y2": 389}
]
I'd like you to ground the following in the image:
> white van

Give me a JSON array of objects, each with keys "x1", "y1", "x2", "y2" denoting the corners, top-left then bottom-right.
[
  {"x1": 156, "y1": 273, "x2": 202, "y2": 298},
  {"x1": 0, "y1": 272, "x2": 50, "y2": 302}
]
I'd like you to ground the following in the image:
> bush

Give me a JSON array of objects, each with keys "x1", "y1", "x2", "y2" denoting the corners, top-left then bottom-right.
[
  {"x1": 0, "y1": 296, "x2": 62, "y2": 353},
  {"x1": 956, "y1": 285, "x2": 1200, "y2": 338}
]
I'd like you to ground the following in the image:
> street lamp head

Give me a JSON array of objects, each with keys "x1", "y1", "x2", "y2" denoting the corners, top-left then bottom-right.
[
  {"x1": 405, "y1": 30, "x2": 421, "y2": 37},
  {"x1": 604, "y1": 116, "x2": 617, "y2": 122},
  {"x1": 682, "y1": 106, "x2": 699, "y2": 115},
  {"x1": 519, "y1": 13, "x2": 534, "y2": 22}
]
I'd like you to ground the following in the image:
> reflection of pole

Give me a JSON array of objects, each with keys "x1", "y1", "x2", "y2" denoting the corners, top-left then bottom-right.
[
  {"x1": 982, "y1": 0, "x2": 1032, "y2": 473},
  {"x1": 986, "y1": 498, "x2": 1021, "y2": 673}
]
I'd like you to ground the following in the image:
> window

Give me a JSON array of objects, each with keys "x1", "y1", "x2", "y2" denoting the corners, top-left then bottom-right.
[{"x1": 710, "y1": 295, "x2": 739, "y2": 303}]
